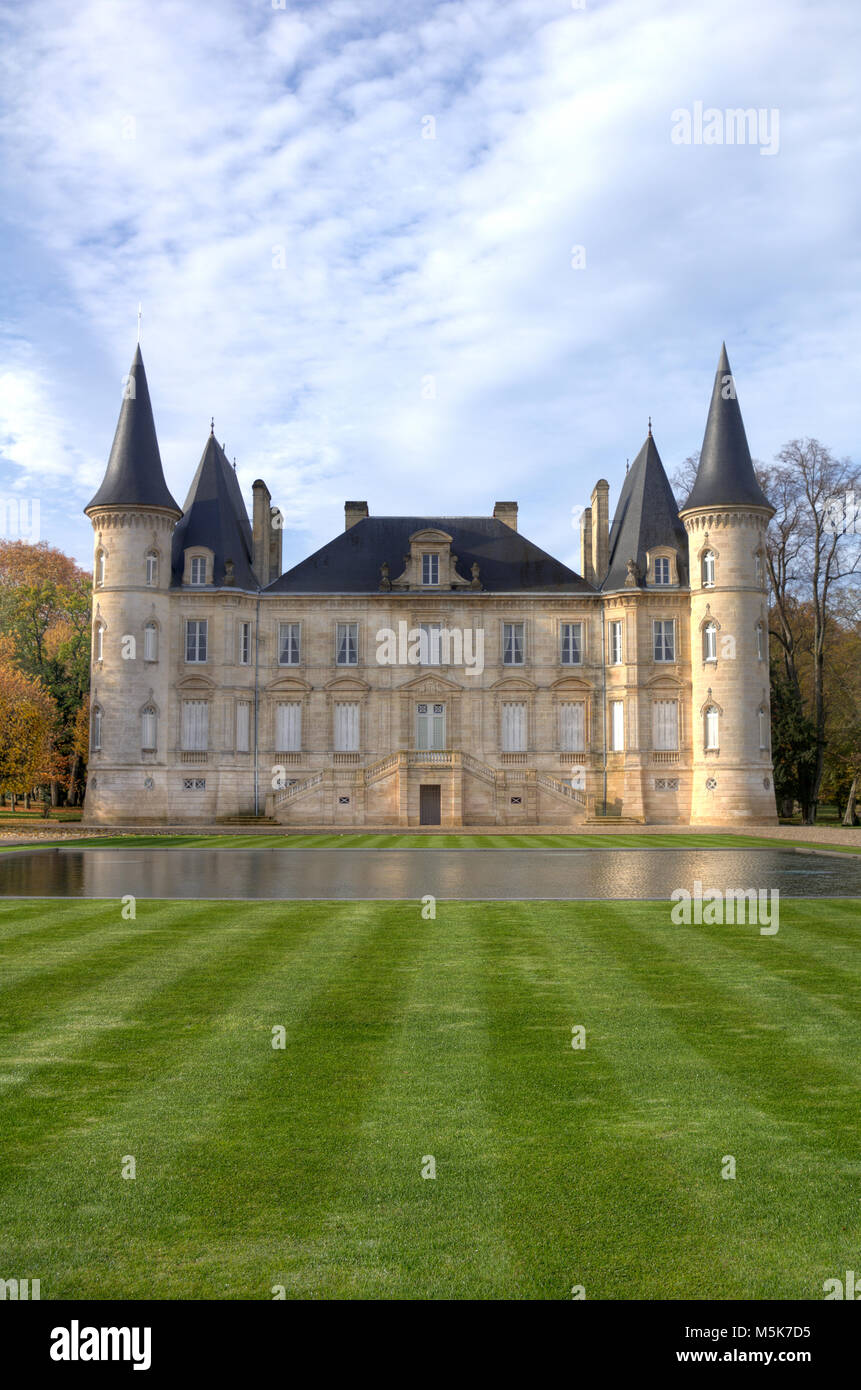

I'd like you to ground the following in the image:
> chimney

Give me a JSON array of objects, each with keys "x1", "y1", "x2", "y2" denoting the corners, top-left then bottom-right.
[
  {"x1": 590, "y1": 480, "x2": 609, "y2": 583},
  {"x1": 345, "y1": 501, "x2": 369, "y2": 530},
  {"x1": 269, "y1": 506, "x2": 283, "y2": 583},
  {"x1": 579, "y1": 505, "x2": 594, "y2": 585},
  {"x1": 252, "y1": 479, "x2": 272, "y2": 586},
  {"x1": 493, "y1": 501, "x2": 518, "y2": 530}
]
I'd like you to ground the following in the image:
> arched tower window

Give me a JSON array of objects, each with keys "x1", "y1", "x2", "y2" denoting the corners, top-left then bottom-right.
[
  {"x1": 758, "y1": 707, "x2": 769, "y2": 751},
  {"x1": 92, "y1": 705, "x2": 102, "y2": 751},
  {"x1": 141, "y1": 706, "x2": 157, "y2": 751},
  {"x1": 703, "y1": 622, "x2": 718, "y2": 663},
  {"x1": 145, "y1": 551, "x2": 158, "y2": 587},
  {"x1": 701, "y1": 550, "x2": 715, "y2": 587},
  {"x1": 95, "y1": 549, "x2": 106, "y2": 586},
  {"x1": 754, "y1": 551, "x2": 764, "y2": 587},
  {"x1": 143, "y1": 622, "x2": 158, "y2": 662},
  {"x1": 755, "y1": 622, "x2": 764, "y2": 661},
  {"x1": 94, "y1": 621, "x2": 105, "y2": 663},
  {"x1": 704, "y1": 705, "x2": 719, "y2": 751}
]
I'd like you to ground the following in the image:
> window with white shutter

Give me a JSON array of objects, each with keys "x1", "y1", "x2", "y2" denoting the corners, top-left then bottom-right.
[
  {"x1": 501, "y1": 701, "x2": 527, "y2": 752},
  {"x1": 559, "y1": 702, "x2": 586, "y2": 751},
  {"x1": 652, "y1": 700, "x2": 679, "y2": 751},
  {"x1": 181, "y1": 700, "x2": 209, "y2": 751},
  {"x1": 236, "y1": 701, "x2": 251, "y2": 753},
  {"x1": 334, "y1": 702, "x2": 359, "y2": 751},
  {"x1": 609, "y1": 620, "x2": 622, "y2": 665},
  {"x1": 144, "y1": 623, "x2": 158, "y2": 662},
  {"x1": 610, "y1": 700, "x2": 625, "y2": 751},
  {"x1": 141, "y1": 706, "x2": 157, "y2": 750},
  {"x1": 276, "y1": 702, "x2": 302, "y2": 752}
]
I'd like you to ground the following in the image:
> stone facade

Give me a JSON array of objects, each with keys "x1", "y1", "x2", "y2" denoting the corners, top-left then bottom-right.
[{"x1": 82, "y1": 344, "x2": 777, "y2": 827}]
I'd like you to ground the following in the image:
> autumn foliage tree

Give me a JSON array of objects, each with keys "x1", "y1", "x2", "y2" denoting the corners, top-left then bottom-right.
[{"x1": 0, "y1": 663, "x2": 56, "y2": 800}]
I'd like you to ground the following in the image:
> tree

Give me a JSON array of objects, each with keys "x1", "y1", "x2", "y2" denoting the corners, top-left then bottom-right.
[{"x1": 0, "y1": 663, "x2": 56, "y2": 802}]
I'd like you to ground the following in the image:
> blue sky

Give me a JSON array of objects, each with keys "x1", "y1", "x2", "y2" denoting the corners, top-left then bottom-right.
[{"x1": 0, "y1": 0, "x2": 858, "y2": 575}]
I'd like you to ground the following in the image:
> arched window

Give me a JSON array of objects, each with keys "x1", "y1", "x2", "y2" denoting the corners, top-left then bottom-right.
[
  {"x1": 94, "y1": 621, "x2": 105, "y2": 663},
  {"x1": 141, "y1": 706, "x2": 157, "y2": 750},
  {"x1": 703, "y1": 621, "x2": 718, "y2": 662},
  {"x1": 95, "y1": 549, "x2": 106, "y2": 586},
  {"x1": 758, "y1": 707, "x2": 769, "y2": 751},
  {"x1": 755, "y1": 622, "x2": 764, "y2": 661},
  {"x1": 92, "y1": 705, "x2": 102, "y2": 751},
  {"x1": 145, "y1": 551, "x2": 158, "y2": 587},
  {"x1": 143, "y1": 622, "x2": 158, "y2": 662},
  {"x1": 701, "y1": 550, "x2": 715, "y2": 587},
  {"x1": 755, "y1": 552, "x2": 764, "y2": 587},
  {"x1": 704, "y1": 705, "x2": 719, "y2": 751}
]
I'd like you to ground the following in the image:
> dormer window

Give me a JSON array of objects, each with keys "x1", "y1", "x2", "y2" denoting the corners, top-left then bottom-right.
[
  {"x1": 422, "y1": 553, "x2": 439, "y2": 585},
  {"x1": 190, "y1": 556, "x2": 207, "y2": 585},
  {"x1": 654, "y1": 557, "x2": 670, "y2": 585},
  {"x1": 646, "y1": 549, "x2": 677, "y2": 586}
]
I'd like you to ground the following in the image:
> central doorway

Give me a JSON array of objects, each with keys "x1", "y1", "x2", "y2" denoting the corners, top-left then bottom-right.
[{"x1": 419, "y1": 784, "x2": 441, "y2": 825}]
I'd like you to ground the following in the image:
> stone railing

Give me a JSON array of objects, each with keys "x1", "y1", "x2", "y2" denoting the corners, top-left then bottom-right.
[
  {"x1": 536, "y1": 771, "x2": 586, "y2": 807},
  {"x1": 652, "y1": 751, "x2": 680, "y2": 764},
  {"x1": 461, "y1": 752, "x2": 497, "y2": 784},
  {"x1": 272, "y1": 771, "x2": 324, "y2": 809}
]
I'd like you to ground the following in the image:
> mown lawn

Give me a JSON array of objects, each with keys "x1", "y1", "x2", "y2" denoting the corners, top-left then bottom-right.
[
  {"x1": 2, "y1": 830, "x2": 859, "y2": 852},
  {"x1": 0, "y1": 897, "x2": 858, "y2": 1300}
]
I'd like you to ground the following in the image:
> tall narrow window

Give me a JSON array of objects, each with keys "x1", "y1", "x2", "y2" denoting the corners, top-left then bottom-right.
[
  {"x1": 334, "y1": 702, "x2": 359, "y2": 751},
  {"x1": 654, "y1": 620, "x2": 675, "y2": 662},
  {"x1": 419, "y1": 623, "x2": 441, "y2": 665},
  {"x1": 560, "y1": 622, "x2": 582, "y2": 665},
  {"x1": 145, "y1": 551, "x2": 158, "y2": 587},
  {"x1": 501, "y1": 701, "x2": 527, "y2": 752},
  {"x1": 704, "y1": 706, "x2": 719, "y2": 751},
  {"x1": 610, "y1": 700, "x2": 625, "y2": 751},
  {"x1": 236, "y1": 701, "x2": 251, "y2": 753},
  {"x1": 422, "y1": 554, "x2": 439, "y2": 585},
  {"x1": 703, "y1": 622, "x2": 717, "y2": 663},
  {"x1": 755, "y1": 552, "x2": 764, "y2": 587},
  {"x1": 92, "y1": 705, "x2": 102, "y2": 751},
  {"x1": 190, "y1": 556, "x2": 207, "y2": 585},
  {"x1": 279, "y1": 623, "x2": 301, "y2": 665},
  {"x1": 143, "y1": 622, "x2": 158, "y2": 662},
  {"x1": 94, "y1": 621, "x2": 105, "y2": 663},
  {"x1": 95, "y1": 550, "x2": 106, "y2": 586},
  {"x1": 239, "y1": 621, "x2": 251, "y2": 666},
  {"x1": 141, "y1": 705, "x2": 157, "y2": 750},
  {"x1": 755, "y1": 622, "x2": 764, "y2": 661},
  {"x1": 416, "y1": 702, "x2": 446, "y2": 750},
  {"x1": 609, "y1": 620, "x2": 623, "y2": 665},
  {"x1": 759, "y1": 707, "x2": 769, "y2": 751},
  {"x1": 559, "y1": 702, "x2": 585, "y2": 752},
  {"x1": 654, "y1": 556, "x2": 670, "y2": 585},
  {"x1": 652, "y1": 700, "x2": 679, "y2": 751},
  {"x1": 185, "y1": 619, "x2": 208, "y2": 663},
  {"x1": 701, "y1": 550, "x2": 715, "y2": 587},
  {"x1": 503, "y1": 622, "x2": 524, "y2": 665},
  {"x1": 336, "y1": 623, "x2": 358, "y2": 666},
  {"x1": 276, "y1": 702, "x2": 302, "y2": 752},
  {"x1": 181, "y1": 700, "x2": 209, "y2": 751}
]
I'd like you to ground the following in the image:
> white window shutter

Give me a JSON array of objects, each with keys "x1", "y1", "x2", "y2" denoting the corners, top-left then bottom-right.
[{"x1": 276, "y1": 702, "x2": 301, "y2": 751}]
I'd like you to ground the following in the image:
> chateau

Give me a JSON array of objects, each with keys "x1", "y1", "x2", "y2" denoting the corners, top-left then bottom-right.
[{"x1": 83, "y1": 343, "x2": 777, "y2": 827}]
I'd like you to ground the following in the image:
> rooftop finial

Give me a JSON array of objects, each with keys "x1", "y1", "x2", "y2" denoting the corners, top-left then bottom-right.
[
  {"x1": 137, "y1": 303, "x2": 142, "y2": 343},
  {"x1": 648, "y1": 415, "x2": 652, "y2": 438},
  {"x1": 210, "y1": 417, "x2": 214, "y2": 435}
]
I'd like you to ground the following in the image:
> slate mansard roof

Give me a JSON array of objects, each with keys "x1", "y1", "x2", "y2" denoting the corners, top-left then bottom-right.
[
  {"x1": 603, "y1": 433, "x2": 689, "y2": 591},
  {"x1": 265, "y1": 516, "x2": 593, "y2": 595},
  {"x1": 170, "y1": 433, "x2": 257, "y2": 590},
  {"x1": 85, "y1": 346, "x2": 181, "y2": 516}
]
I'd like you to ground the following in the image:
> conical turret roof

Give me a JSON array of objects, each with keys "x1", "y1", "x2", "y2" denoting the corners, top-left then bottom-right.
[
  {"x1": 85, "y1": 345, "x2": 181, "y2": 516},
  {"x1": 170, "y1": 431, "x2": 256, "y2": 589},
  {"x1": 681, "y1": 344, "x2": 772, "y2": 513},
  {"x1": 603, "y1": 431, "x2": 688, "y2": 590}
]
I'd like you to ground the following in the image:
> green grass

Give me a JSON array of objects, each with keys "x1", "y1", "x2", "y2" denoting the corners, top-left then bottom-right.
[
  {"x1": 2, "y1": 830, "x2": 860, "y2": 852},
  {"x1": 1, "y1": 897, "x2": 859, "y2": 1299}
]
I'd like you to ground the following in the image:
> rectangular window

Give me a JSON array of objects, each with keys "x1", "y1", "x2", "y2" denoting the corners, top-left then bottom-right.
[
  {"x1": 334, "y1": 701, "x2": 359, "y2": 751},
  {"x1": 236, "y1": 701, "x2": 251, "y2": 753},
  {"x1": 653, "y1": 620, "x2": 675, "y2": 663},
  {"x1": 759, "y1": 708, "x2": 769, "y2": 751},
  {"x1": 654, "y1": 557, "x2": 670, "y2": 584},
  {"x1": 419, "y1": 622, "x2": 441, "y2": 665},
  {"x1": 756, "y1": 624, "x2": 764, "y2": 661},
  {"x1": 501, "y1": 701, "x2": 527, "y2": 752},
  {"x1": 336, "y1": 622, "x2": 358, "y2": 666},
  {"x1": 559, "y1": 701, "x2": 586, "y2": 752},
  {"x1": 239, "y1": 621, "x2": 251, "y2": 666},
  {"x1": 185, "y1": 619, "x2": 208, "y2": 663},
  {"x1": 181, "y1": 700, "x2": 209, "y2": 751},
  {"x1": 278, "y1": 622, "x2": 301, "y2": 665},
  {"x1": 190, "y1": 556, "x2": 206, "y2": 585},
  {"x1": 416, "y1": 702, "x2": 446, "y2": 750},
  {"x1": 92, "y1": 707, "x2": 102, "y2": 751},
  {"x1": 276, "y1": 702, "x2": 302, "y2": 752},
  {"x1": 143, "y1": 624, "x2": 157, "y2": 662},
  {"x1": 560, "y1": 622, "x2": 582, "y2": 665},
  {"x1": 652, "y1": 699, "x2": 679, "y2": 751},
  {"x1": 609, "y1": 620, "x2": 623, "y2": 665},
  {"x1": 422, "y1": 553, "x2": 439, "y2": 585},
  {"x1": 146, "y1": 553, "x2": 158, "y2": 586},
  {"x1": 610, "y1": 700, "x2": 625, "y2": 752},
  {"x1": 705, "y1": 707, "x2": 720, "y2": 750},
  {"x1": 503, "y1": 622, "x2": 525, "y2": 666},
  {"x1": 141, "y1": 707, "x2": 157, "y2": 750}
]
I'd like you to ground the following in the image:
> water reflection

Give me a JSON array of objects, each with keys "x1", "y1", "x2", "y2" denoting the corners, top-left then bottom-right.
[{"x1": 0, "y1": 847, "x2": 858, "y2": 900}]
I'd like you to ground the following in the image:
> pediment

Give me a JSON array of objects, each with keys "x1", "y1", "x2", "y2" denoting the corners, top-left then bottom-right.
[
  {"x1": 324, "y1": 675, "x2": 371, "y2": 693},
  {"x1": 265, "y1": 675, "x2": 312, "y2": 694},
  {"x1": 490, "y1": 676, "x2": 538, "y2": 692},
  {"x1": 644, "y1": 673, "x2": 685, "y2": 690},
  {"x1": 408, "y1": 528, "x2": 453, "y2": 544},
  {"x1": 396, "y1": 672, "x2": 464, "y2": 693},
  {"x1": 551, "y1": 675, "x2": 591, "y2": 692},
  {"x1": 176, "y1": 674, "x2": 216, "y2": 692}
]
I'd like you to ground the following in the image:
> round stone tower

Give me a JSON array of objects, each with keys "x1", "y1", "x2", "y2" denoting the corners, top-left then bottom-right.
[
  {"x1": 83, "y1": 345, "x2": 182, "y2": 823},
  {"x1": 680, "y1": 344, "x2": 777, "y2": 825}
]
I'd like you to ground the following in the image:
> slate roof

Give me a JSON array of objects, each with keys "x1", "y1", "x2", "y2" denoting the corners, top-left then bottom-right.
[
  {"x1": 265, "y1": 516, "x2": 592, "y2": 594},
  {"x1": 603, "y1": 433, "x2": 688, "y2": 591},
  {"x1": 171, "y1": 433, "x2": 257, "y2": 589},
  {"x1": 85, "y1": 346, "x2": 181, "y2": 516},
  {"x1": 682, "y1": 344, "x2": 772, "y2": 512}
]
